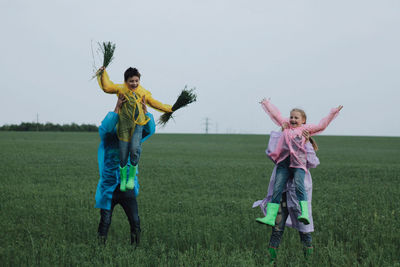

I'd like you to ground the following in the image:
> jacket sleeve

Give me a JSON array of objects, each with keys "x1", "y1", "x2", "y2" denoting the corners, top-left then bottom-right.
[
  {"x1": 305, "y1": 107, "x2": 341, "y2": 135},
  {"x1": 99, "y1": 112, "x2": 119, "y2": 140},
  {"x1": 97, "y1": 69, "x2": 124, "y2": 94},
  {"x1": 266, "y1": 131, "x2": 281, "y2": 163},
  {"x1": 261, "y1": 99, "x2": 288, "y2": 127},
  {"x1": 143, "y1": 90, "x2": 173, "y2": 113}
]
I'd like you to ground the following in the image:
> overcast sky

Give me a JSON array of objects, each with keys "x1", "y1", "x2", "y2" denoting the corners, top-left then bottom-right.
[{"x1": 0, "y1": 0, "x2": 399, "y2": 136}]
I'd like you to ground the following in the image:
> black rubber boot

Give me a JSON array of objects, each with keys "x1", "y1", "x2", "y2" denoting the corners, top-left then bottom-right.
[
  {"x1": 98, "y1": 235, "x2": 107, "y2": 245},
  {"x1": 131, "y1": 231, "x2": 141, "y2": 248}
]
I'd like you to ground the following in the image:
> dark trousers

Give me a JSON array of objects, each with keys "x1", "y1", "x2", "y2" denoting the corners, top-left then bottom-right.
[
  {"x1": 98, "y1": 186, "x2": 141, "y2": 238},
  {"x1": 269, "y1": 193, "x2": 312, "y2": 248}
]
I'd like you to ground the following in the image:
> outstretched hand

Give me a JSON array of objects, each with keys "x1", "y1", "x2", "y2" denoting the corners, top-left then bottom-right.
[
  {"x1": 281, "y1": 122, "x2": 289, "y2": 131},
  {"x1": 141, "y1": 95, "x2": 147, "y2": 113},
  {"x1": 114, "y1": 94, "x2": 127, "y2": 113},
  {"x1": 96, "y1": 66, "x2": 105, "y2": 76},
  {"x1": 302, "y1": 130, "x2": 311, "y2": 141},
  {"x1": 259, "y1": 97, "x2": 270, "y2": 104}
]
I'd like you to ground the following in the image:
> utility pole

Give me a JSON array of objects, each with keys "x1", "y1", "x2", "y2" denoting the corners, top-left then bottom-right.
[
  {"x1": 203, "y1": 117, "x2": 211, "y2": 134},
  {"x1": 36, "y1": 113, "x2": 39, "y2": 131}
]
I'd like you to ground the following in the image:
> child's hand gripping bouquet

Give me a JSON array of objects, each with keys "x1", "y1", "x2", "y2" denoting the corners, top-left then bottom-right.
[{"x1": 158, "y1": 86, "x2": 197, "y2": 126}]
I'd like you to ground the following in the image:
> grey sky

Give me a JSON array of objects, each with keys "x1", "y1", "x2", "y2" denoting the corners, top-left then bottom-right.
[{"x1": 0, "y1": 0, "x2": 399, "y2": 136}]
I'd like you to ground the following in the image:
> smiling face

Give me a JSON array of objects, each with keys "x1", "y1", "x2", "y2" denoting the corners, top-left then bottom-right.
[
  {"x1": 289, "y1": 110, "x2": 306, "y2": 128},
  {"x1": 126, "y1": 75, "x2": 140, "y2": 90}
]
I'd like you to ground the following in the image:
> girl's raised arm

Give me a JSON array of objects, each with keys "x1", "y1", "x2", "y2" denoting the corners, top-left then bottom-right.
[
  {"x1": 260, "y1": 98, "x2": 287, "y2": 127},
  {"x1": 306, "y1": 105, "x2": 343, "y2": 135}
]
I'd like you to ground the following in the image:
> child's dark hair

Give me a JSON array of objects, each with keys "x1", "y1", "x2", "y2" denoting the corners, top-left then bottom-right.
[{"x1": 124, "y1": 67, "x2": 141, "y2": 82}]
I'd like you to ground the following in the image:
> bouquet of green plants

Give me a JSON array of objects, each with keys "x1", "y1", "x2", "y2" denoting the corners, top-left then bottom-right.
[
  {"x1": 91, "y1": 41, "x2": 116, "y2": 79},
  {"x1": 158, "y1": 86, "x2": 197, "y2": 126}
]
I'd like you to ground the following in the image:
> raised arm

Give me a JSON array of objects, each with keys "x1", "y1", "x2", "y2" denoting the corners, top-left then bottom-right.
[
  {"x1": 260, "y1": 98, "x2": 287, "y2": 127},
  {"x1": 143, "y1": 90, "x2": 173, "y2": 113},
  {"x1": 306, "y1": 105, "x2": 343, "y2": 135},
  {"x1": 98, "y1": 95, "x2": 125, "y2": 139},
  {"x1": 97, "y1": 67, "x2": 124, "y2": 94},
  {"x1": 99, "y1": 113, "x2": 118, "y2": 140}
]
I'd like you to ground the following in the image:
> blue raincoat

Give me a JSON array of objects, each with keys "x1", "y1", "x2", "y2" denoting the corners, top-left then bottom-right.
[{"x1": 95, "y1": 111, "x2": 156, "y2": 210}]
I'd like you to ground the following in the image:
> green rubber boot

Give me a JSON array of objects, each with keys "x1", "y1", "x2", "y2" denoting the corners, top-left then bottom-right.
[
  {"x1": 297, "y1": 201, "x2": 310, "y2": 225},
  {"x1": 269, "y1": 247, "x2": 277, "y2": 264},
  {"x1": 303, "y1": 246, "x2": 313, "y2": 260},
  {"x1": 256, "y1": 203, "x2": 280, "y2": 226},
  {"x1": 126, "y1": 165, "x2": 137, "y2": 190},
  {"x1": 120, "y1": 165, "x2": 128, "y2": 192}
]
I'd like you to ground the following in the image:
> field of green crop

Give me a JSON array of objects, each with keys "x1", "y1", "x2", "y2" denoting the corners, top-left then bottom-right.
[{"x1": 0, "y1": 131, "x2": 399, "y2": 266}]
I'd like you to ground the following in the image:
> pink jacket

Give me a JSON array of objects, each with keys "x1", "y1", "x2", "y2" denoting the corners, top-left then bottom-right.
[{"x1": 261, "y1": 99, "x2": 340, "y2": 172}]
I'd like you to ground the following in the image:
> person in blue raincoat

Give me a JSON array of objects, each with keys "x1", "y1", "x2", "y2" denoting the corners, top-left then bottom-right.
[{"x1": 95, "y1": 95, "x2": 155, "y2": 246}]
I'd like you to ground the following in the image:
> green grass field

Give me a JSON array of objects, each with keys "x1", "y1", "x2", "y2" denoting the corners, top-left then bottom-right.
[{"x1": 0, "y1": 132, "x2": 399, "y2": 266}]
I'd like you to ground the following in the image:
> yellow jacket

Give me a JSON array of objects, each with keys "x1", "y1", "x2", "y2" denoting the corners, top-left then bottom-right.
[{"x1": 97, "y1": 69, "x2": 172, "y2": 141}]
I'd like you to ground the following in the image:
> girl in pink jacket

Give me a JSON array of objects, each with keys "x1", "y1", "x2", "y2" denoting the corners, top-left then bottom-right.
[{"x1": 256, "y1": 98, "x2": 342, "y2": 226}]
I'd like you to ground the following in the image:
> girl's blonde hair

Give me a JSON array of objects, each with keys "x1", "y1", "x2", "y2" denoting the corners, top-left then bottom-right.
[
  {"x1": 309, "y1": 137, "x2": 319, "y2": 152},
  {"x1": 290, "y1": 108, "x2": 319, "y2": 152},
  {"x1": 291, "y1": 108, "x2": 307, "y2": 123}
]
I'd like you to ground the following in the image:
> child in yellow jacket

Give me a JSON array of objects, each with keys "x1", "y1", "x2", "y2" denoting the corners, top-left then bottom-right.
[{"x1": 97, "y1": 66, "x2": 172, "y2": 191}]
